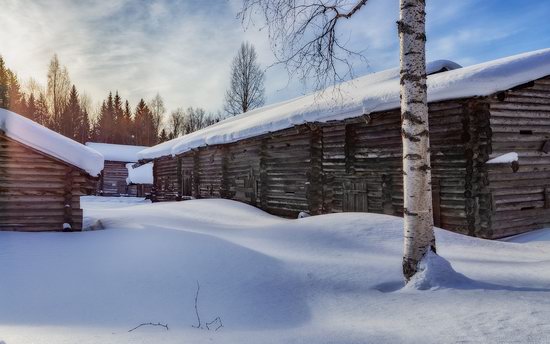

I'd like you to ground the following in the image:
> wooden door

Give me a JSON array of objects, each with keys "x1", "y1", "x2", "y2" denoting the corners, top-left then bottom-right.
[
  {"x1": 342, "y1": 180, "x2": 368, "y2": 212},
  {"x1": 181, "y1": 169, "x2": 193, "y2": 197}
]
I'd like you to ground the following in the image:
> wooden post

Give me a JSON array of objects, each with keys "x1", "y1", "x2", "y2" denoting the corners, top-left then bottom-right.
[
  {"x1": 176, "y1": 156, "x2": 182, "y2": 201},
  {"x1": 344, "y1": 124, "x2": 356, "y2": 175},
  {"x1": 431, "y1": 179, "x2": 441, "y2": 227},
  {"x1": 193, "y1": 150, "x2": 200, "y2": 199},
  {"x1": 382, "y1": 174, "x2": 394, "y2": 215},
  {"x1": 63, "y1": 166, "x2": 74, "y2": 232},
  {"x1": 259, "y1": 138, "x2": 268, "y2": 210},
  {"x1": 220, "y1": 146, "x2": 230, "y2": 199},
  {"x1": 308, "y1": 125, "x2": 323, "y2": 215}
]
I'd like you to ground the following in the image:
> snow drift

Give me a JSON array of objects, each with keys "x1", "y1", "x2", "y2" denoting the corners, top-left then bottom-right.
[{"x1": 1, "y1": 197, "x2": 549, "y2": 343}]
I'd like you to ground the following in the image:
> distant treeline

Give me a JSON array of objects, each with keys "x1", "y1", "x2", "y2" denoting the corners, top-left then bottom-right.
[{"x1": 0, "y1": 54, "x2": 222, "y2": 146}]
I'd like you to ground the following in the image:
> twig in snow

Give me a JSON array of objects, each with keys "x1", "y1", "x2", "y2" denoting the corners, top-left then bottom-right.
[
  {"x1": 192, "y1": 280, "x2": 202, "y2": 329},
  {"x1": 128, "y1": 322, "x2": 169, "y2": 332},
  {"x1": 191, "y1": 280, "x2": 223, "y2": 331},
  {"x1": 206, "y1": 316, "x2": 224, "y2": 331}
]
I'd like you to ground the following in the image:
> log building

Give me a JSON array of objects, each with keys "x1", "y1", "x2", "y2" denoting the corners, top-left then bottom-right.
[
  {"x1": 139, "y1": 49, "x2": 550, "y2": 239},
  {"x1": 126, "y1": 162, "x2": 153, "y2": 198},
  {"x1": 0, "y1": 109, "x2": 103, "y2": 231},
  {"x1": 86, "y1": 142, "x2": 149, "y2": 197}
]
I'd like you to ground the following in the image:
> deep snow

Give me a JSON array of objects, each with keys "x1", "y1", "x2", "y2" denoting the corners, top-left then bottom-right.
[{"x1": 1, "y1": 197, "x2": 549, "y2": 343}]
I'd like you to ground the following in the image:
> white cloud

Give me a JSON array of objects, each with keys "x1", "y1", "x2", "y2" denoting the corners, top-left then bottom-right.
[
  {"x1": 1, "y1": 0, "x2": 547, "y2": 118},
  {"x1": 0, "y1": 0, "x2": 264, "y2": 114}
]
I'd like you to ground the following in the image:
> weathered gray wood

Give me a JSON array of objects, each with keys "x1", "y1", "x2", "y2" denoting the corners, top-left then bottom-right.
[
  {"x1": 0, "y1": 133, "x2": 96, "y2": 232},
  {"x1": 148, "y1": 75, "x2": 550, "y2": 239}
]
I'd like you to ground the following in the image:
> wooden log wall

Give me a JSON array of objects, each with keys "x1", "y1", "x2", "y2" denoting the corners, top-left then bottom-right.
[
  {"x1": 482, "y1": 76, "x2": 550, "y2": 238},
  {"x1": 319, "y1": 100, "x2": 473, "y2": 235},
  {"x1": 154, "y1": 99, "x2": 475, "y2": 229},
  {"x1": 225, "y1": 140, "x2": 262, "y2": 206},
  {"x1": 196, "y1": 146, "x2": 225, "y2": 198},
  {"x1": 149, "y1": 77, "x2": 550, "y2": 238},
  {"x1": 98, "y1": 161, "x2": 137, "y2": 197},
  {"x1": 0, "y1": 134, "x2": 96, "y2": 231},
  {"x1": 262, "y1": 127, "x2": 313, "y2": 217},
  {"x1": 180, "y1": 154, "x2": 195, "y2": 199},
  {"x1": 151, "y1": 156, "x2": 180, "y2": 202}
]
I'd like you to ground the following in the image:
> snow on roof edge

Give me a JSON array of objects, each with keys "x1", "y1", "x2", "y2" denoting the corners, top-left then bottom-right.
[
  {"x1": 0, "y1": 109, "x2": 104, "y2": 176},
  {"x1": 126, "y1": 162, "x2": 153, "y2": 185},
  {"x1": 86, "y1": 142, "x2": 149, "y2": 162},
  {"x1": 138, "y1": 48, "x2": 550, "y2": 161}
]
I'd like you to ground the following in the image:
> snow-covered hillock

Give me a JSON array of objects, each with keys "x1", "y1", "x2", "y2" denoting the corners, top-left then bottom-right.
[{"x1": 0, "y1": 198, "x2": 549, "y2": 343}]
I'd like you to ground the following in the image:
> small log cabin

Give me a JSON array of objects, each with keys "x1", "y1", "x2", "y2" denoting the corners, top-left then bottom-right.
[
  {"x1": 139, "y1": 48, "x2": 550, "y2": 239},
  {"x1": 126, "y1": 162, "x2": 153, "y2": 198},
  {"x1": 86, "y1": 142, "x2": 149, "y2": 197},
  {"x1": 0, "y1": 109, "x2": 103, "y2": 231}
]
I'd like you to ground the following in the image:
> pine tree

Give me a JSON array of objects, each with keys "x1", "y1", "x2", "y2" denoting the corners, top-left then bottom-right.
[
  {"x1": 0, "y1": 56, "x2": 8, "y2": 109},
  {"x1": 97, "y1": 92, "x2": 116, "y2": 143},
  {"x1": 158, "y1": 128, "x2": 168, "y2": 143},
  {"x1": 61, "y1": 85, "x2": 80, "y2": 139},
  {"x1": 6, "y1": 70, "x2": 24, "y2": 114},
  {"x1": 19, "y1": 95, "x2": 29, "y2": 118},
  {"x1": 26, "y1": 93, "x2": 37, "y2": 122},
  {"x1": 75, "y1": 107, "x2": 90, "y2": 143},
  {"x1": 113, "y1": 91, "x2": 123, "y2": 143},
  {"x1": 35, "y1": 92, "x2": 49, "y2": 126},
  {"x1": 121, "y1": 100, "x2": 133, "y2": 144},
  {"x1": 133, "y1": 99, "x2": 155, "y2": 146}
]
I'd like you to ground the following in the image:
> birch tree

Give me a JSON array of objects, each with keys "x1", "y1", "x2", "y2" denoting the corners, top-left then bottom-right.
[
  {"x1": 224, "y1": 42, "x2": 265, "y2": 116},
  {"x1": 148, "y1": 93, "x2": 165, "y2": 141},
  {"x1": 239, "y1": 0, "x2": 435, "y2": 280},
  {"x1": 398, "y1": 0, "x2": 435, "y2": 280}
]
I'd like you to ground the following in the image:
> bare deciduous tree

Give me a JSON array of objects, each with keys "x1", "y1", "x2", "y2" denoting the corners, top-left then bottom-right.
[
  {"x1": 224, "y1": 42, "x2": 265, "y2": 116},
  {"x1": 25, "y1": 77, "x2": 45, "y2": 99},
  {"x1": 240, "y1": 0, "x2": 435, "y2": 281},
  {"x1": 46, "y1": 54, "x2": 71, "y2": 130},
  {"x1": 239, "y1": 0, "x2": 368, "y2": 90},
  {"x1": 149, "y1": 93, "x2": 166, "y2": 138},
  {"x1": 167, "y1": 107, "x2": 186, "y2": 139}
]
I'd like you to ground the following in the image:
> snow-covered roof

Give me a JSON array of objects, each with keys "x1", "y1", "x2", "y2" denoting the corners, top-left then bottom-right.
[
  {"x1": 86, "y1": 142, "x2": 149, "y2": 162},
  {"x1": 139, "y1": 48, "x2": 550, "y2": 160},
  {"x1": 126, "y1": 162, "x2": 153, "y2": 185},
  {"x1": 0, "y1": 109, "x2": 104, "y2": 176},
  {"x1": 487, "y1": 152, "x2": 519, "y2": 164}
]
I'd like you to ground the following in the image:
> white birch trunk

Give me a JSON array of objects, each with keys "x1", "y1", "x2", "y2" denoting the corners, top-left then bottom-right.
[{"x1": 398, "y1": 0, "x2": 436, "y2": 281}]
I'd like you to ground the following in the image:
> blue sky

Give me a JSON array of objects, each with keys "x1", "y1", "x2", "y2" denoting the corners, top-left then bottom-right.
[{"x1": 0, "y1": 0, "x2": 548, "y2": 115}]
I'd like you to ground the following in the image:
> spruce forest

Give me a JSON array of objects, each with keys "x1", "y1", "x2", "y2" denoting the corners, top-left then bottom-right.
[{"x1": 0, "y1": 54, "x2": 221, "y2": 146}]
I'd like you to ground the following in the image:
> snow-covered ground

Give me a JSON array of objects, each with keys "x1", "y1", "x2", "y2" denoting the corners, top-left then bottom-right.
[{"x1": 1, "y1": 197, "x2": 549, "y2": 343}]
